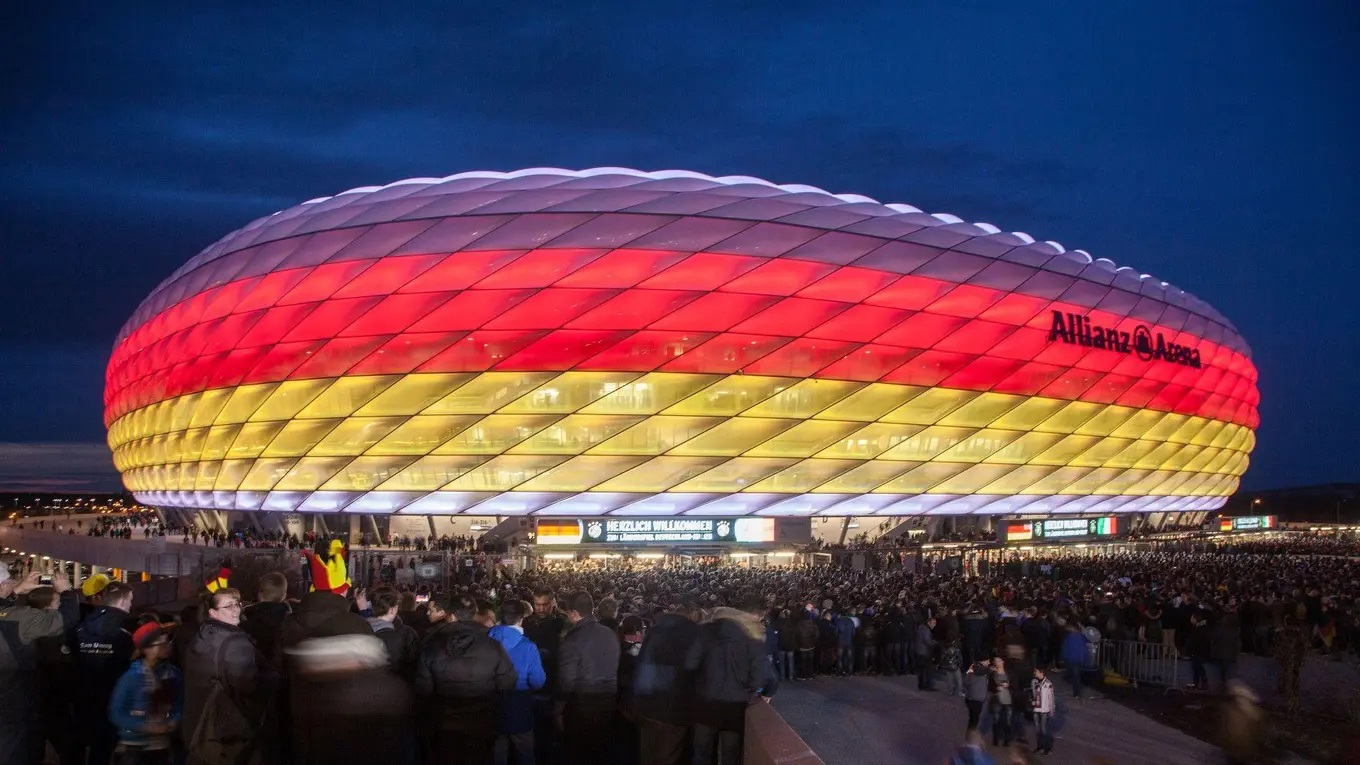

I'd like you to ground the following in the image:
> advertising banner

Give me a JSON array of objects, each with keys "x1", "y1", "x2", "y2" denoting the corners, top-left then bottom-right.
[
  {"x1": 1003, "y1": 517, "x2": 1120, "y2": 544},
  {"x1": 1219, "y1": 515, "x2": 1276, "y2": 532},
  {"x1": 535, "y1": 517, "x2": 776, "y2": 545}
]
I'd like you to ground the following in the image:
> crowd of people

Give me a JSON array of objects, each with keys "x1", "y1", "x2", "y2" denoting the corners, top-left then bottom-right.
[{"x1": 5, "y1": 526, "x2": 1360, "y2": 765}]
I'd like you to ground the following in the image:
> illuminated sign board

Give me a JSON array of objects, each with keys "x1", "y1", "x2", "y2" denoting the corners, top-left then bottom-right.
[
  {"x1": 1003, "y1": 516, "x2": 1119, "y2": 544},
  {"x1": 1047, "y1": 311, "x2": 1201, "y2": 368},
  {"x1": 536, "y1": 518, "x2": 775, "y2": 545},
  {"x1": 1219, "y1": 515, "x2": 1276, "y2": 532}
]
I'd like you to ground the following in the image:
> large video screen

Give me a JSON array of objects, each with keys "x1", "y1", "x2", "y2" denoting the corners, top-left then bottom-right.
[
  {"x1": 1003, "y1": 516, "x2": 1119, "y2": 544},
  {"x1": 536, "y1": 517, "x2": 775, "y2": 545},
  {"x1": 1219, "y1": 515, "x2": 1276, "y2": 532}
]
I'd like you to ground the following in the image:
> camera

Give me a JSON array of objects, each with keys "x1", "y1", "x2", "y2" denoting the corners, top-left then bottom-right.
[{"x1": 38, "y1": 576, "x2": 53, "y2": 585}]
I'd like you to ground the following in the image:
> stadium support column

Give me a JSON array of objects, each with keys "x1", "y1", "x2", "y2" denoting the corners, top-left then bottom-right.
[
  {"x1": 838, "y1": 518, "x2": 850, "y2": 545},
  {"x1": 348, "y1": 514, "x2": 361, "y2": 546},
  {"x1": 428, "y1": 516, "x2": 437, "y2": 537},
  {"x1": 366, "y1": 515, "x2": 381, "y2": 544}
]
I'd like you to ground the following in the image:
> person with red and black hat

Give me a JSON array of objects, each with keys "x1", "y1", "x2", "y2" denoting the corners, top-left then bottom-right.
[{"x1": 108, "y1": 623, "x2": 183, "y2": 764}]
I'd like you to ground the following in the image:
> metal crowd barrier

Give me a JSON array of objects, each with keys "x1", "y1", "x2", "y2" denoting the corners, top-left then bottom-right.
[{"x1": 1096, "y1": 639, "x2": 1179, "y2": 690}]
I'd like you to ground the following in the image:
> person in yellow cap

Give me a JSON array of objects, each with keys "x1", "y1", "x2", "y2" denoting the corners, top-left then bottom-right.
[{"x1": 82, "y1": 573, "x2": 111, "y2": 599}]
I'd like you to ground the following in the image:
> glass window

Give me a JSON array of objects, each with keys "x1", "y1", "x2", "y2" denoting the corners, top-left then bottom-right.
[
  {"x1": 1133, "y1": 442, "x2": 1188, "y2": 470},
  {"x1": 881, "y1": 388, "x2": 978, "y2": 425},
  {"x1": 938, "y1": 393, "x2": 1026, "y2": 428},
  {"x1": 1033, "y1": 401, "x2": 1103, "y2": 434},
  {"x1": 1190, "y1": 420, "x2": 1227, "y2": 447},
  {"x1": 188, "y1": 388, "x2": 234, "y2": 428},
  {"x1": 930, "y1": 463, "x2": 1016, "y2": 494},
  {"x1": 508, "y1": 414, "x2": 644, "y2": 455},
  {"x1": 672, "y1": 458, "x2": 799, "y2": 492},
  {"x1": 988, "y1": 397, "x2": 1068, "y2": 432},
  {"x1": 1165, "y1": 417, "x2": 1210, "y2": 445},
  {"x1": 581, "y1": 373, "x2": 721, "y2": 415},
  {"x1": 588, "y1": 416, "x2": 724, "y2": 455},
  {"x1": 1070, "y1": 437, "x2": 1136, "y2": 467},
  {"x1": 984, "y1": 432, "x2": 1066, "y2": 462},
  {"x1": 295, "y1": 376, "x2": 399, "y2": 419},
  {"x1": 260, "y1": 419, "x2": 342, "y2": 457},
  {"x1": 212, "y1": 384, "x2": 280, "y2": 425},
  {"x1": 236, "y1": 457, "x2": 303, "y2": 492},
  {"x1": 423, "y1": 372, "x2": 557, "y2": 414},
  {"x1": 1072, "y1": 405, "x2": 1138, "y2": 438},
  {"x1": 355, "y1": 373, "x2": 477, "y2": 417},
  {"x1": 873, "y1": 462, "x2": 967, "y2": 493},
  {"x1": 319, "y1": 456, "x2": 420, "y2": 491},
  {"x1": 438, "y1": 455, "x2": 568, "y2": 491},
  {"x1": 366, "y1": 415, "x2": 481, "y2": 456},
  {"x1": 742, "y1": 379, "x2": 864, "y2": 419},
  {"x1": 169, "y1": 392, "x2": 202, "y2": 432},
  {"x1": 663, "y1": 376, "x2": 792, "y2": 416},
  {"x1": 176, "y1": 427, "x2": 210, "y2": 463},
  {"x1": 226, "y1": 421, "x2": 288, "y2": 459},
  {"x1": 879, "y1": 426, "x2": 975, "y2": 461},
  {"x1": 811, "y1": 460, "x2": 917, "y2": 493},
  {"x1": 431, "y1": 415, "x2": 559, "y2": 454},
  {"x1": 192, "y1": 460, "x2": 222, "y2": 490},
  {"x1": 1109, "y1": 409, "x2": 1170, "y2": 440},
  {"x1": 814, "y1": 423, "x2": 926, "y2": 459},
  {"x1": 248, "y1": 379, "x2": 335, "y2": 422},
  {"x1": 1022, "y1": 466, "x2": 1093, "y2": 495},
  {"x1": 311, "y1": 417, "x2": 406, "y2": 456},
  {"x1": 932, "y1": 429, "x2": 1023, "y2": 463},
  {"x1": 511, "y1": 456, "x2": 650, "y2": 492},
  {"x1": 1030, "y1": 435, "x2": 1102, "y2": 466},
  {"x1": 1064, "y1": 467, "x2": 1124, "y2": 495},
  {"x1": 1181, "y1": 446, "x2": 1221, "y2": 473},
  {"x1": 1103, "y1": 440, "x2": 1160, "y2": 469},
  {"x1": 498, "y1": 372, "x2": 644, "y2": 414},
  {"x1": 746, "y1": 459, "x2": 860, "y2": 492},
  {"x1": 372, "y1": 455, "x2": 490, "y2": 491},
  {"x1": 199, "y1": 424, "x2": 243, "y2": 461},
  {"x1": 211, "y1": 459, "x2": 254, "y2": 491},
  {"x1": 813, "y1": 384, "x2": 926, "y2": 422},
  {"x1": 272, "y1": 456, "x2": 352, "y2": 491},
  {"x1": 745, "y1": 420, "x2": 864, "y2": 458},
  {"x1": 667, "y1": 418, "x2": 796, "y2": 456},
  {"x1": 593, "y1": 456, "x2": 728, "y2": 492}
]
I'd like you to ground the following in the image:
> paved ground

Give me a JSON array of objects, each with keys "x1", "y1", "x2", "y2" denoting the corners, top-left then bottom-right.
[{"x1": 773, "y1": 673, "x2": 1219, "y2": 765}]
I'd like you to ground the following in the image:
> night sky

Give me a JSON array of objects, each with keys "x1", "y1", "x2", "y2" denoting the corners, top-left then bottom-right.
[{"x1": 1, "y1": 3, "x2": 1356, "y2": 492}]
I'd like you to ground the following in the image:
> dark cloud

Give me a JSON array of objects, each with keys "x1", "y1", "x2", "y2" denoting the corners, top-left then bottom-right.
[
  {"x1": 0, "y1": 444, "x2": 119, "y2": 492},
  {"x1": 0, "y1": 2, "x2": 1357, "y2": 491}
]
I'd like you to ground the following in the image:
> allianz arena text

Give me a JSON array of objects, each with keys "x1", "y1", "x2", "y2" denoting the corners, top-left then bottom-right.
[{"x1": 104, "y1": 168, "x2": 1258, "y2": 519}]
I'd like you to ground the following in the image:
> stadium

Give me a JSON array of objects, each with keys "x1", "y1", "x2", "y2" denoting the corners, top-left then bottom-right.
[{"x1": 104, "y1": 168, "x2": 1258, "y2": 536}]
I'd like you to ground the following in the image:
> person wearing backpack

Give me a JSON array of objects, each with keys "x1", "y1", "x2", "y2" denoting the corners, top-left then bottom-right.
[{"x1": 183, "y1": 589, "x2": 266, "y2": 765}]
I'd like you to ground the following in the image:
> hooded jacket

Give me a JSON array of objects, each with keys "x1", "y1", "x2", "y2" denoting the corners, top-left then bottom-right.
[
  {"x1": 557, "y1": 615, "x2": 619, "y2": 702},
  {"x1": 414, "y1": 620, "x2": 517, "y2": 731},
  {"x1": 367, "y1": 617, "x2": 420, "y2": 680},
  {"x1": 488, "y1": 624, "x2": 546, "y2": 734},
  {"x1": 278, "y1": 591, "x2": 371, "y2": 653},
  {"x1": 183, "y1": 618, "x2": 264, "y2": 764},
  {"x1": 692, "y1": 608, "x2": 777, "y2": 730}
]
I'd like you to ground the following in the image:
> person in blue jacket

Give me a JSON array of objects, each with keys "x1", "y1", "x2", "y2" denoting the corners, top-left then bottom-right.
[
  {"x1": 488, "y1": 599, "x2": 547, "y2": 765},
  {"x1": 1059, "y1": 622, "x2": 1089, "y2": 698},
  {"x1": 108, "y1": 623, "x2": 183, "y2": 764}
]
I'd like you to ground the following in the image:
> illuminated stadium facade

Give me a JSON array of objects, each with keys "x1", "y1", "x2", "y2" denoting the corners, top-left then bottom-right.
[{"x1": 105, "y1": 168, "x2": 1258, "y2": 521}]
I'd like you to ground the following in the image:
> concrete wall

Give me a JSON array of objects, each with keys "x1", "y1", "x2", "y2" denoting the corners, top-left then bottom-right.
[{"x1": 0, "y1": 526, "x2": 205, "y2": 576}]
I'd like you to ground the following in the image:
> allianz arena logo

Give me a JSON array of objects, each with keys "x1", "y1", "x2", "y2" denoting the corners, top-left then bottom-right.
[{"x1": 1047, "y1": 310, "x2": 1201, "y2": 369}]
